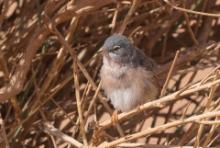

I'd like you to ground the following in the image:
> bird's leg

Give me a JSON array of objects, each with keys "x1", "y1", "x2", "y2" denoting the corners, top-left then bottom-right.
[{"x1": 111, "y1": 110, "x2": 119, "y2": 126}]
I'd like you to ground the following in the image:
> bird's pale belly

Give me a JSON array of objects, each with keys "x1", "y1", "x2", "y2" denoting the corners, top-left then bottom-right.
[{"x1": 108, "y1": 87, "x2": 144, "y2": 112}]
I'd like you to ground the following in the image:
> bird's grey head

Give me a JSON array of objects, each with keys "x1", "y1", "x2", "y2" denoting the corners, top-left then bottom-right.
[{"x1": 101, "y1": 34, "x2": 134, "y2": 64}]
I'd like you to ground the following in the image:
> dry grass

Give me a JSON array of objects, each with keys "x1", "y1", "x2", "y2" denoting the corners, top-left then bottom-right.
[{"x1": 0, "y1": 0, "x2": 220, "y2": 147}]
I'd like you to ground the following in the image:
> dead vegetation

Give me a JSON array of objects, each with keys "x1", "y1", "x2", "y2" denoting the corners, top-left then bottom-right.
[{"x1": 0, "y1": 0, "x2": 220, "y2": 147}]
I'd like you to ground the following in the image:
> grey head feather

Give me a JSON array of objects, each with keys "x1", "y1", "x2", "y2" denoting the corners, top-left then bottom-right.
[
  {"x1": 102, "y1": 34, "x2": 157, "y2": 71},
  {"x1": 102, "y1": 34, "x2": 133, "y2": 50}
]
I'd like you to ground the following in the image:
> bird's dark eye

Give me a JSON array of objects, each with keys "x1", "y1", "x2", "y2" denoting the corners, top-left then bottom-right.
[
  {"x1": 109, "y1": 45, "x2": 121, "y2": 53},
  {"x1": 113, "y1": 45, "x2": 121, "y2": 50}
]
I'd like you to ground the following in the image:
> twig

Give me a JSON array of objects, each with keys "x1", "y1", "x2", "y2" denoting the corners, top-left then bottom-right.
[
  {"x1": 200, "y1": 65, "x2": 220, "y2": 85},
  {"x1": 39, "y1": 111, "x2": 58, "y2": 148},
  {"x1": 43, "y1": 122, "x2": 83, "y2": 147},
  {"x1": 163, "y1": 0, "x2": 220, "y2": 17},
  {"x1": 202, "y1": 118, "x2": 219, "y2": 148},
  {"x1": 84, "y1": 81, "x2": 102, "y2": 124},
  {"x1": 196, "y1": 120, "x2": 220, "y2": 125},
  {"x1": 111, "y1": 1, "x2": 120, "y2": 33},
  {"x1": 119, "y1": 0, "x2": 139, "y2": 34},
  {"x1": 183, "y1": 12, "x2": 199, "y2": 45},
  {"x1": 202, "y1": 71, "x2": 220, "y2": 148},
  {"x1": 194, "y1": 71, "x2": 219, "y2": 147},
  {"x1": 73, "y1": 59, "x2": 88, "y2": 146},
  {"x1": 160, "y1": 31, "x2": 169, "y2": 60},
  {"x1": 160, "y1": 50, "x2": 180, "y2": 96}
]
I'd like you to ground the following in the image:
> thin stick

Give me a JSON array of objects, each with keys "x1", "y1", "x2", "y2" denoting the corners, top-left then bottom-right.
[
  {"x1": 84, "y1": 81, "x2": 102, "y2": 123},
  {"x1": 160, "y1": 50, "x2": 180, "y2": 96},
  {"x1": 160, "y1": 31, "x2": 169, "y2": 60},
  {"x1": 202, "y1": 71, "x2": 220, "y2": 148},
  {"x1": 197, "y1": 120, "x2": 220, "y2": 125},
  {"x1": 163, "y1": 0, "x2": 220, "y2": 17},
  {"x1": 200, "y1": 65, "x2": 220, "y2": 85},
  {"x1": 111, "y1": 1, "x2": 120, "y2": 33},
  {"x1": 73, "y1": 59, "x2": 88, "y2": 146},
  {"x1": 119, "y1": 0, "x2": 139, "y2": 34},
  {"x1": 183, "y1": 12, "x2": 199, "y2": 45},
  {"x1": 40, "y1": 111, "x2": 58, "y2": 148},
  {"x1": 194, "y1": 71, "x2": 219, "y2": 148},
  {"x1": 43, "y1": 122, "x2": 83, "y2": 147}
]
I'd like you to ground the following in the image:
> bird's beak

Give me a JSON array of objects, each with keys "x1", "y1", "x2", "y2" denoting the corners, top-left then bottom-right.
[{"x1": 100, "y1": 47, "x2": 107, "y2": 56}]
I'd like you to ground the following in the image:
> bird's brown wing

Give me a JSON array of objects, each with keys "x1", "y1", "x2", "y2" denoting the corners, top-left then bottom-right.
[
  {"x1": 132, "y1": 48, "x2": 162, "y2": 90},
  {"x1": 132, "y1": 47, "x2": 157, "y2": 71}
]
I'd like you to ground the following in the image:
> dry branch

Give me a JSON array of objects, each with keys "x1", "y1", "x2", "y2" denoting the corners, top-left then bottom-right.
[
  {"x1": 98, "y1": 110, "x2": 220, "y2": 148},
  {"x1": 43, "y1": 122, "x2": 83, "y2": 147}
]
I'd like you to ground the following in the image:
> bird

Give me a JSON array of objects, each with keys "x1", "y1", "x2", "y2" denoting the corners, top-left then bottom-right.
[{"x1": 100, "y1": 34, "x2": 160, "y2": 112}]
